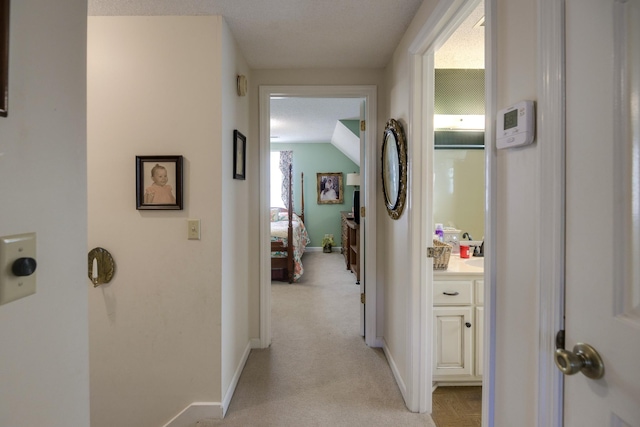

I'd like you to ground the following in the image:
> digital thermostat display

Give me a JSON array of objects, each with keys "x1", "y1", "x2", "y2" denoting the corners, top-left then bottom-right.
[
  {"x1": 496, "y1": 100, "x2": 535, "y2": 149},
  {"x1": 503, "y1": 109, "x2": 518, "y2": 130}
]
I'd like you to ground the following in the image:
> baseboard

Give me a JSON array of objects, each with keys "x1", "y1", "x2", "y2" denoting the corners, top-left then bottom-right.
[
  {"x1": 221, "y1": 341, "x2": 252, "y2": 417},
  {"x1": 164, "y1": 341, "x2": 253, "y2": 426},
  {"x1": 162, "y1": 402, "x2": 222, "y2": 427},
  {"x1": 305, "y1": 246, "x2": 340, "y2": 253},
  {"x1": 383, "y1": 338, "x2": 408, "y2": 403}
]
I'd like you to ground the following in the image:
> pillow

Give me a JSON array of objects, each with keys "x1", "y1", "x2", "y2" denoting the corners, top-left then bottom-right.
[
  {"x1": 270, "y1": 208, "x2": 281, "y2": 222},
  {"x1": 276, "y1": 211, "x2": 302, "y2": 222}
]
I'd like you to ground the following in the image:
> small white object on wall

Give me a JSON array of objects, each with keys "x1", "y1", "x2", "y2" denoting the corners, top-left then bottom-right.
[
  {"x1": 496, "y1": 100, "x2": 535, "y2": 149},
  {"x1": 237, "y1": 75, "x2": 247, "y2": 96}
]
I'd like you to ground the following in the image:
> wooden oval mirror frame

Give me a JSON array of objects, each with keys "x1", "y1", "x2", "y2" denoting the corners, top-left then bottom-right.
[{"x1": 381, "y1": 118, "x2": 407, "y2": 220}]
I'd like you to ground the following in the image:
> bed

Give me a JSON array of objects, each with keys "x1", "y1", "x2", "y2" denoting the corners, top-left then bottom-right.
[{"x1": 271, "y1": 166, "x2": 310, "y2": 283}]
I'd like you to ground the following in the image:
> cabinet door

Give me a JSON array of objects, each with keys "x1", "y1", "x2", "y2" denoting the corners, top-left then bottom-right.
[
  {"x1": 475, "y1": 306, "x2": 484, "y2": 377},
  {"x1": 433, "y1": 306, "x2": 473, "y2": 377}
]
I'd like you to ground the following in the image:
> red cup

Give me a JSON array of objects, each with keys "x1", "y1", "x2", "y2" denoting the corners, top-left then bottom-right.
[{"x1": 460, "y1": 244, "x2": 470, "y2": 258}]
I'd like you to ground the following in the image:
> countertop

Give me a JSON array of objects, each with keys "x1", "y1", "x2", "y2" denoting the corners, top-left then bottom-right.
[{"x1": 435, "y1": 254, "x2": 484, "y2": 275}]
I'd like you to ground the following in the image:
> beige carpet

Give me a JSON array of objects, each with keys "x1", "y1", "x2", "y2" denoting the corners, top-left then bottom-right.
[{"x1": 206, "y1": 252, "x2": 435, "y2": 426}]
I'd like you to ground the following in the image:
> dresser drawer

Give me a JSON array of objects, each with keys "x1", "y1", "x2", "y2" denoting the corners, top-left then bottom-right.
[{"x1": 434, "y1": 280, "x2": 474, "y2": 305}]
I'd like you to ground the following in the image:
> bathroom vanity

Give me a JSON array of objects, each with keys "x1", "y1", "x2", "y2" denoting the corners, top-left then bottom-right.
[{"x1": 433, "y1": 254, "x2": 484, "y2": 385}]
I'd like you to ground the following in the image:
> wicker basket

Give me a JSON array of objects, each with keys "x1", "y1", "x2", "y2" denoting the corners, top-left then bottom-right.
[{"x1": 432, "y1": 240, "x2": 452, "y2": 270}]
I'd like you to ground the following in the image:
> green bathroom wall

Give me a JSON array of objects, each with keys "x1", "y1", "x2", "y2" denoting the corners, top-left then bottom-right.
[{"x1": 271, "y1": 143, "x2": 359, "y2": 247}]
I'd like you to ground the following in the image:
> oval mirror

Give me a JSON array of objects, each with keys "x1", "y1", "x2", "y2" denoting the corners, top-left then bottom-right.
[{"x1": 381, "y1": 119, "x2": 407, "y2": 220}]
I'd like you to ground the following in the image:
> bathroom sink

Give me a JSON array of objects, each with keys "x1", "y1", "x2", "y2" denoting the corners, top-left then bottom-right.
[{"x1": 464, "y1": 258, "x2": 485, "y2": 268}]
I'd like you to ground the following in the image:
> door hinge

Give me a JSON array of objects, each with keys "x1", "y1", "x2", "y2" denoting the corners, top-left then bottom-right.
[
  {"x1": 361, "y1": 293, "x2": 365, "y2": 304},
  {"x1": 360, "y1": 206, "x2": 365, "y2": 218},
  {"x1": 360, "y1": 120, "x2": 366, "y2": 131}
]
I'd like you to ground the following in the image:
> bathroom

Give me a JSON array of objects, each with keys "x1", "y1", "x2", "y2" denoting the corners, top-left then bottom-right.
[{"x1": 429, "y1": 5, "x2": 485, "y2": 423}]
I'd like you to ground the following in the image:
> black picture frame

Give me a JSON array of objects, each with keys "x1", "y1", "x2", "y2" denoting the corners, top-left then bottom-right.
[
  {"x1": 233, "y1": 130, "x2": 246, "y2": 180},
  {"x1": 136, "y1": 155, "x2": 183, "y2": 210},
  {"x1": 0, "y1": 0, "x2": 9, "y2": 117}
]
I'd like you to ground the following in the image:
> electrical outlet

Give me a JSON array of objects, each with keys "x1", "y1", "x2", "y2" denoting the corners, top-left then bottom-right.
[
  {"x1": 0, "y1": 233, "x2": 37, "y2": 306},
  {"x1": 188, "y1": 219, "x2": 201, "y2": 240}
]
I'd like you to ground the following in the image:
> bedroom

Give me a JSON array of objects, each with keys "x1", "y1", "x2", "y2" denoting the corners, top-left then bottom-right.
[{"x1": 269, "y1": 96, "x2": 363, "y2": 283}]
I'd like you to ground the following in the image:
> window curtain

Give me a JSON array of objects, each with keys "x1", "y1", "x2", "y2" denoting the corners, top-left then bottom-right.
[{"x1": 279, "y1": 151, "x2": 293, "y2": 208}]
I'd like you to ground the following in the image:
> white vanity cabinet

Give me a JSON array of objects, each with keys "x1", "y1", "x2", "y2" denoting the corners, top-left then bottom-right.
[{"x1": 433, "y1": 271, "x2": 484, "y2": 384}]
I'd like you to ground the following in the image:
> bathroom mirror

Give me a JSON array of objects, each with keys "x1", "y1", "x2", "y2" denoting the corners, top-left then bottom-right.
[{"x1": 381, "y1": 118, "x2": 407, "y2": 220}]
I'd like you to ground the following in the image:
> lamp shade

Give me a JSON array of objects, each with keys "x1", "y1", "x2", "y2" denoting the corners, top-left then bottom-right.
[{"x1": 346, "y1": 173, "x2": 360, "y2": 186}]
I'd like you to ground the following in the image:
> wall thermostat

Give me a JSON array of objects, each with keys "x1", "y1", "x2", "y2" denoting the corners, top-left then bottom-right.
[{"x1": 496, "y1": 100, "x2": 535, "y2": 149}]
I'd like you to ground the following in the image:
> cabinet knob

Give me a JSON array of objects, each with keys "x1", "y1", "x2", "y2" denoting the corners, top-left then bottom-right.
[{"x1": 465, "y1": 322, "x2": 472, "y2": 328}]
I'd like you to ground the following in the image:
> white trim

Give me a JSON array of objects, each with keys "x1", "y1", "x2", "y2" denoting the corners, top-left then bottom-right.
[
  {"x1": 221, "y1": 341, "x2": 252, "y2": 417},
  {"x1": 162, "y1": 403, "x2": 222, "y2": 427},
  {"x1": 259, "y1": 85, "x2": 378, "y2": 348},
  {"x1": 408, "y1": 0, "x2": 490, "y2": 416},
  {"x1": 483, "y1": 0, "x2": 497, "y2": 426},
  {"x1": 537, "y1": 1, "x2": 565, "y2": 426},
  {"x1": 383, "y1": 338, "x2": 408, "y2": 403}
]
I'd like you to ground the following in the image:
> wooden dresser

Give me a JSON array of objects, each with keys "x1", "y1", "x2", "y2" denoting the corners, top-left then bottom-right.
[{"x1": 340, "y1": 211, "x2": 360, "y2": 283}]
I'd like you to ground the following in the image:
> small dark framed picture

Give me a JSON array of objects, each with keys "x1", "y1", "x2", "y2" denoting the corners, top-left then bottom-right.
[
  {"x1": 0, "y1": 0, "x2": 9, "y2": 117},
  {"x1": 317, "y1": 172, "x2": 343, "y2": 204},
  {"x1": 136, "y1": 155, "x2": 183, "y2": 210},
  {"x1": 234, "y1": 130, "x2": 246, "y2": 180}
]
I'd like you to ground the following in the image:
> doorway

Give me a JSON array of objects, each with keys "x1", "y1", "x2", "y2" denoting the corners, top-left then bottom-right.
[
  {"x1": 407, "y1": 0, "x2": 495, "y2": 420},
  {"x1": 258, "y1": 85, "x2": 379, "y2": 349}
]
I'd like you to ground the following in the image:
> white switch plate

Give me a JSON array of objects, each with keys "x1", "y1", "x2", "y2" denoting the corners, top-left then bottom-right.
[
  {"x1": 0, "y1": 232, "x2": 37, "y2": 306},
  {"x1": 188, "y1": 219, "x2": 201, "y2": 240}
]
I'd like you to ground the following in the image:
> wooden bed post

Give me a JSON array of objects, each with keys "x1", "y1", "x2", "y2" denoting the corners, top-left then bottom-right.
[
  {"x1": 286, "y1": 164, "x2": 294, "y2": 283},
  {"x1": 300, "y1": 172, "x2": 305, "y2": 224}
]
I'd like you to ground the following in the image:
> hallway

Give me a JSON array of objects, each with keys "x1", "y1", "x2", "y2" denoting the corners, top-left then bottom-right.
[{"x1": 208, "y1": 252, "x2": 435, "y2": 426}]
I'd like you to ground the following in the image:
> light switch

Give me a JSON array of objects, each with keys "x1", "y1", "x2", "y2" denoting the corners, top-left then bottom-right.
[
  {"x1": 0, "y1": 232, "x2": 37, "y2": 306},
  {"x1": 188, "y1": 219, "x2": 201, "y2": 240}
]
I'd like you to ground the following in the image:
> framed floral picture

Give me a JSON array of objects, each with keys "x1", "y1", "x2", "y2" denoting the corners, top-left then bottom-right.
[{"x1": 233, "y1": 130, "x2": 246, "y2": 180}]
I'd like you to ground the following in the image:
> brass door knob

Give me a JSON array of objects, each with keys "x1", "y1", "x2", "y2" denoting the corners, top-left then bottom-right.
[{"x1": 555, "y1": 343, "x2": 604, "y2": 379}]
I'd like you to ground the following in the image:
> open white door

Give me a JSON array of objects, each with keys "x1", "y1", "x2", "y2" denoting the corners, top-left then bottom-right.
[{"x1": 562, "y1": 0, "x2": 640, "y2": 424}]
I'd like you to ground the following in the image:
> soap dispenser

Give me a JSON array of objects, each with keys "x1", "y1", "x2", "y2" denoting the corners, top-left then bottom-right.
[{"x1": 435, "y1": 223, "x2": 444, "y2": 242}]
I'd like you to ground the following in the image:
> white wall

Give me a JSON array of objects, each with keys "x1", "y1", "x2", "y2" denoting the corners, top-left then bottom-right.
[
  {"x1": 220, "y1": 18, "x2": 252, "y2": 402},
  {"x1": 0, "y1": 1, "x2": 90, "y2": 426},
  {"x1": 380, "y1": 0, "x2": 440, "y2": 401},
  {"x1": 494, "y1": 0, "x2": 539, "y2": 424},
  {"x1": 88, "y1": 16, "x2": 234, "y2": 427},
  {"x1": 381, "y1": 0, "x2": 542, "y2": 423}
]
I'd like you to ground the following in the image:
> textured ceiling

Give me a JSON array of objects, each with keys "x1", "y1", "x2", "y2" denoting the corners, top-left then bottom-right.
[{"x1": 88, "y1": 0, "x2": 424, "y2": 69}]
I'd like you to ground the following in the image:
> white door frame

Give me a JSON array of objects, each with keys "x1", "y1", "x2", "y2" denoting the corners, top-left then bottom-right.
[
  {"x1": 407, "y1": 0, "x2": 496, "y2": 418},
  {"x1": 258, "y1": 85, "x2": 379, "y2": 348},
  {"x1": 536, "y1": 0, "x2": 565, "y2": 426}
]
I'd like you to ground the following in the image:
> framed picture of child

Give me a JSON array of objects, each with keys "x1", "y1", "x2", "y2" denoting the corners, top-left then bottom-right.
[
  {"x1": 136, "y1": 155, "x2": 183, "y2": 210},
  {"x1": 317, "y1": 172, "x2": 343, "y2": 204}
]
